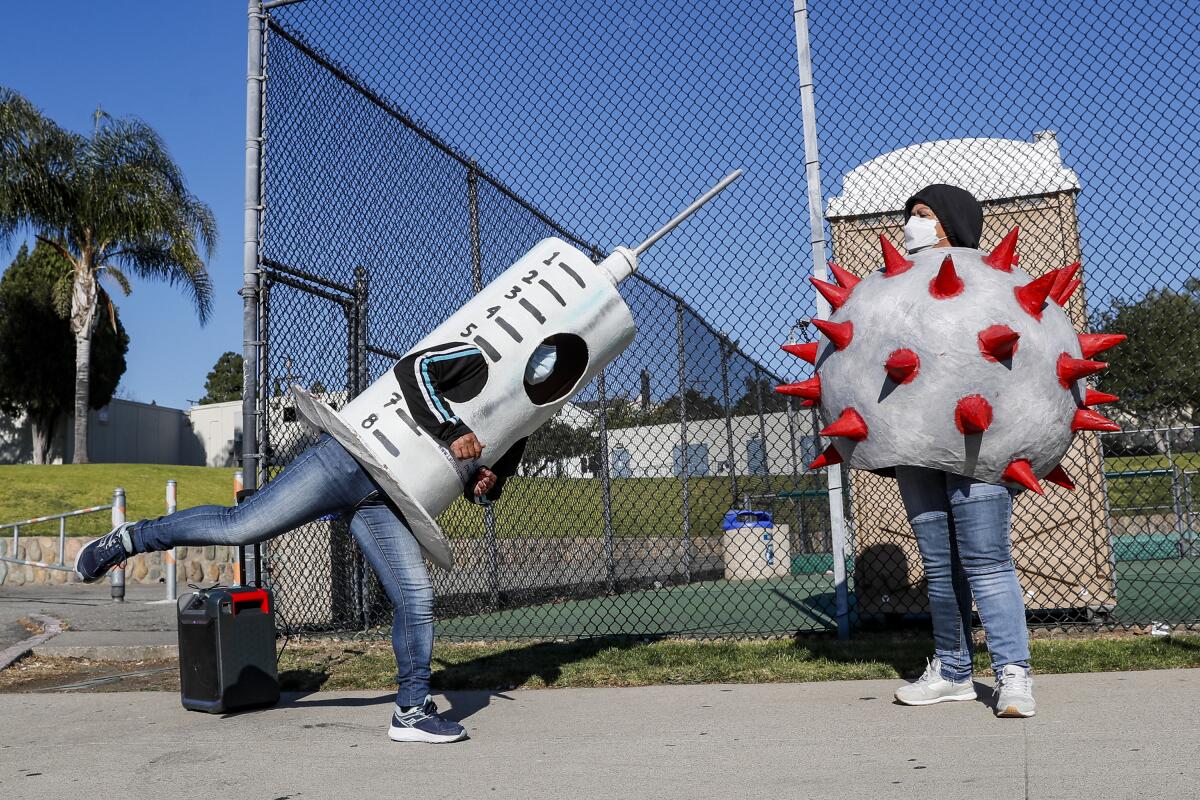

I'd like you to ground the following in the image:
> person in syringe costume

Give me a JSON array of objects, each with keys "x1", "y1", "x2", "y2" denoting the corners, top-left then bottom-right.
[{"x1": 73, "y1": 170, "x2": 742, "y2": 744}]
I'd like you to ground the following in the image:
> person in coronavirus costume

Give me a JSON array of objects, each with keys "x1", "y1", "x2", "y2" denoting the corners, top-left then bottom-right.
[
  {"x1": 74, "y1": 171, "x2": 742, "y2": 742},
  {"x1": 777, "y1": 184, "x2": 1125, "y2": 718}
]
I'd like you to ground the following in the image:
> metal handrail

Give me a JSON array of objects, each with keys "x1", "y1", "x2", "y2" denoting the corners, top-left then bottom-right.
[{"x1": 2, "y1": 503, "x2": 113, "y2": 573}]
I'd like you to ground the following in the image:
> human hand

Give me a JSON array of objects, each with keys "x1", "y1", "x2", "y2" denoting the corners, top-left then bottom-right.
[
  {"x1": 473, "y1": 467, "x2": 497, "y2": 497},
  {"x1": 450, "y1": 432, "x2": 484, "y2": 460}
]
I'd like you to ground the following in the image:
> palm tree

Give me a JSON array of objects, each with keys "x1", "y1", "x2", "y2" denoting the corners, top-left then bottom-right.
[{"x1": 0, "y1": 87, "x2": 215, "y2": 462}]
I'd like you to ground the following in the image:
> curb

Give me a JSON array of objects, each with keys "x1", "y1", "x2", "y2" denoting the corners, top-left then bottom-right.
[
  {"x1": 0, "y1": 614, "x2": 65, "y2": 670},
  {"x1": 30, "y1": 643, "x2": 179, "y2": 662}
]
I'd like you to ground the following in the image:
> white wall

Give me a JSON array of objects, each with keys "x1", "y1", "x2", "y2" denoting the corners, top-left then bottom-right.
[
  {"x1": 185, "y1": 400, "x2": 243, "y2": 467},
  {"x1": 606, "y1": 411, "x2": 819, "y2": 478},
  {"x1": 0, "y1": 398, "x2": 243, "y2": 466}
]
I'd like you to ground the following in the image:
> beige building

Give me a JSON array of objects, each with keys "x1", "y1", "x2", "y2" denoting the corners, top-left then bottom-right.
[{"x1": 825, "y1": 132, "x2": 1116, "y2": 617}]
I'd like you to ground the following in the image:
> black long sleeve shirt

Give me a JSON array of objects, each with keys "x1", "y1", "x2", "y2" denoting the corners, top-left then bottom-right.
[{"x1": 394, "y1": 342, "x2": 525, "y2": 503}]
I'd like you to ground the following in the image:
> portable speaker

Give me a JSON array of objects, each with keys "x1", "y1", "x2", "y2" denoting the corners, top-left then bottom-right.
[{"x1": 177, "y1": 585, "x2": 280, "y2": 713}]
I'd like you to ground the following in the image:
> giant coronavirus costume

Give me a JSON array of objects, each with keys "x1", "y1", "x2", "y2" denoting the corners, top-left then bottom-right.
[{"x1": 777, "y1": 229, "x2": 1125, "y2": 493}]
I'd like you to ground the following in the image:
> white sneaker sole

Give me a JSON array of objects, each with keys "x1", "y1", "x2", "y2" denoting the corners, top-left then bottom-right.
[
  {"x1": 996, "y1": 705, "x2": 1036, "y2": 718},
  {"x1": 388, "y1": 726, "x2": 468, "y2": 744},
  {"x1": 894, "y1": 688, "x2": 976, "y2": 706}
]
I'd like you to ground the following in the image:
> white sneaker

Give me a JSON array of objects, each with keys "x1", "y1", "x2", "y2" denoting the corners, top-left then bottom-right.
[
  {"x1": 894, "y1": 657, "x2": 976, "y2": 706},
  {"x1": 994, "y1": 664, "x2": 1036, "y2": 718}
]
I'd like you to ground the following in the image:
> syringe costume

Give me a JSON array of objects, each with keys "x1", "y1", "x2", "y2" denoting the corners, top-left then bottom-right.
[
  {"x1": 293, "y1": 171, "x2": 743, "y2": 571},
  {"x1": 778, "y1": 230, "x2": 1126, "y2": 492},
  {"x1": 294, "y1": 241, "x2": 640, "y2": 571}
]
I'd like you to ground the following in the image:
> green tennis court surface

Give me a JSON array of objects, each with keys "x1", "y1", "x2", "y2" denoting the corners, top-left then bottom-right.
[{"x1": 438, "y1": 559, "x2": 1200, "y2": 640}]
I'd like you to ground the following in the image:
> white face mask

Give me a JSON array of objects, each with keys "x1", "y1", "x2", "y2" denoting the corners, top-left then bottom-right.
[
  {"x1": 903, "y1": 215, "x2": 941, "y2": 252},
  {"x1": 525, "y1": 344, "x2": 558, "y2": 385}
]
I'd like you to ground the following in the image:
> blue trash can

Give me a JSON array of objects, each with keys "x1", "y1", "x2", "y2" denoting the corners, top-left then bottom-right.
[{"x1": 722, "y1": 509, "x2": 772, "y2": 530}]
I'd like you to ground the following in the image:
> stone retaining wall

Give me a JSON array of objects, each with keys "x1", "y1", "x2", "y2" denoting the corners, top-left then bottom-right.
[{"x1": 0, "y1": 537, "x2": 236, "y2": 587}]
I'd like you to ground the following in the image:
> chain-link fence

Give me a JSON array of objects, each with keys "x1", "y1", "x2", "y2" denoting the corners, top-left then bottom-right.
[{"x1": 248, "y1": 0, "x2": 1199, "y2": 638}]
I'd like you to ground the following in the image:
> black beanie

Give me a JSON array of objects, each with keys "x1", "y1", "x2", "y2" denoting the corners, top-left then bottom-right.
[{"x1": 904, "y1": 184, "x2": 984, "y2": 249}]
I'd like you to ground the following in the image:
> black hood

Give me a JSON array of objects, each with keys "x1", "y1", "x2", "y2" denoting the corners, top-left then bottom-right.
[{"x1": 904, "y1": 184, "x2": 983, "y2": 249}]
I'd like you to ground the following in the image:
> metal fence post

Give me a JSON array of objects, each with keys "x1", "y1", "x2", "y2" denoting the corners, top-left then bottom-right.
[
  {"x1": 676, "y1": 302, "x2": 692, "y2": 583},
  {"x1": 1171, "y1": 466, "x2": 1185, "y2": 536},
  {"x1": 485, "y1": 509, "x2": 500, "y2": 610},
  {"x1": 753, "y1": 366, "x2": 773, "y2": 496},
  {"x1": 57, "y1": 516, "x2": 66, "y2": 567},
  {"x1": 597, "y1": 368, "x2": 616, "y2": 593},
  {"x1": 785, "y1": 396, "x2": 806, "y2": 553},
  {"x1": 164, "y1": 480, "x2": 178, "y2": 600},
  {"x1": 109, "y1": 488, "x2": 126, "y2": 602},
  {"x1": 234, "y1": 470, "x2": 246, "y2": 585},
  {"x1": 792, "y1": 0, "x2": 849, "y2": 639},
  {"x1": 467, "y1": 164, "x2": 499, "y2": 606},
  {"x1": 468, "y1": 165, "x2": 484, "y2": 293},
  {"x1": 719, "y1": 340, "x2": 739, "y2": 503},
  {"x1": 240, "y1": 0, "x2": 266, "y2": 591}
]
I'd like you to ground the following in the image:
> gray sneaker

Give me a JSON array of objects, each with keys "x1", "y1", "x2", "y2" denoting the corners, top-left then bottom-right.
[
  {"x1": 994, "y1": 664, "x2": 1036, "y2": 718},
  {"x1": 894, "y1": 657, "x2": 976, "y2": 706}
]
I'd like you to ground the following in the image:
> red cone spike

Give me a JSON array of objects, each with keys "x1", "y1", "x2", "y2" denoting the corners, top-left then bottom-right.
[
  {"x1": 810, "y1": 276, "x2": 851, "y2": 310},
  {"x1": 781, "y1": 342, "x2": 819, "y2": 364},
  {"x1": 1044, "y1": 464, "x2": 1075, "y2": 490},
  {"x1": 954, "y1": 394, "x2": 994, "y2": 434},
  {"x1": 1084, "y1": 388, "x2": 1119, "y2": 406},
  {"x1": 1078, "y1": 332, "x2": 1127, "y2": 359},
  {"x1": 828, "y1": 262, "x2": 861, "y2": 290},
  {"x1": 811, "y1": 318, "x2": 854, "y2": 350},
  {"x1": 775, "y1": 375, "x2": 821, "y2": 400},
  {"x1": 978, "y1": 324, "x2": 1020, "y2": 362},
  {"x1": 984, "y1": 226, "x2": 1019, "y2": 271},
  {"x1": 1002, "y1": 459, "x2": 1043, "y2": 494},
  {"x1": 821, "y1": 407, "x2": 869, "y2": 441},
  {"x1": 1014, "y1": 271, "x2": 1058, "y2": 320},
  {"x1": 880, "y1": 235, "x2": 913, "y2": 277},
  {"x1": 1049, "y1": 262, "x2": 1080, "y2": 305},
  {"x1": 1072, "y1": 408, "x2": 1121, "y2": 432},
  {"x1": 808, "y1": 443, "x2": 843, "y2": 470},
  {"x1": 1056, "y1": 278, "x2": 1081, "y2": 305},
  {"x1": 884, "y1": 348, "x2": 920, "y2": 384},
  {"x1": 800, "y1": 398, "x2": 817, "y2": 407},
  {"x1": 1057, "y1": 353, "x2": 1107, "y2": 387},
  {"x1": 929, "y1": 254, "x2": 965, "y2": 299}
]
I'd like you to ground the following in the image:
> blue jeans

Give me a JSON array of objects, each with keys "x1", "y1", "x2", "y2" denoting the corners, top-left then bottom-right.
[
  {"x1": 130, "y1": 434, "x2": 435, "y2": 707},
  {"x1": 895, "y1": 466, "x2": 1031, "y2": 682}
]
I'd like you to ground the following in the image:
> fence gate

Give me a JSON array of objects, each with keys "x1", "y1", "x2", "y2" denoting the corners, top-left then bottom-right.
[{"x1": 247, "y1": 0, "x2": 1199, "y2": 638}]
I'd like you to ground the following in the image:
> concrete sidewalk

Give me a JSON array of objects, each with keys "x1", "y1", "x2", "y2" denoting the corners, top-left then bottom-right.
[
  {"x1": 2, "y1": 669, "x2": 1197, "y2": 799},
  {"x1": 0, "y1": 584, "x2": 177, "y2": 660}
]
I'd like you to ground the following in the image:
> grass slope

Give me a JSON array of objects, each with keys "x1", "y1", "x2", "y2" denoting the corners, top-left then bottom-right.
[{"x1": 0, "y1": 464, "x2": 238, "y2": 537}]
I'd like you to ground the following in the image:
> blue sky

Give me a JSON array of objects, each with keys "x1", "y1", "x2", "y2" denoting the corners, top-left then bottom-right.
[
  {"x1": 1, "y1": 2, "x2": 247, "y2": 408},
  {"x1": 2, "y1": 0, "x2": 1195, "y2": 409}
]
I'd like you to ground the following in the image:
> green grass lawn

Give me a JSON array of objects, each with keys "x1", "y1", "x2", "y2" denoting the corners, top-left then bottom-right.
[
  {"x1": 275, "y1": 633, "x2": 1200, "y2": 692},
  {"x1": 1105, "y1": 452, "x2": 1200, "y2": 517},
  {"x1": 440, "y1": 473, "x2": 826, "y2": 539},
  {"x1": 0, "y1": 464, "x2": 239, "y2": 537},
  {"x1": 2, "y1": 452, "x2": 1191, "y2": 542}
]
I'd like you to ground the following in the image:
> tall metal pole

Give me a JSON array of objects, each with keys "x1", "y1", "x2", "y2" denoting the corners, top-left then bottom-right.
[
  {"x1": 241, "y1": 0, "x2": 266, "y2": 582},
  {"x1": 753, "y1": 367, "x2": 773, "y2": 496},
  {"x1": 164, "y1": 480, "x2": 177, "y2": 600},
  {"x1": 109, "y1": 487, "x2": 126, "y2": 602},
  {"x1": 719, "y1": 342, "x2": 739, "y2": 502},
  {"x1": 468, "y1": 164, "x2": 500, "y2": 607},
  {"x1": 676, "y1": 302, "x2": 692, "y2": 584},
  {"x1": 468, "y1": 166, "x2": 484, "y2": 294},
  {"x1": 791, "y1": 0, "x2": 849, "y2": 639},
  {"x1": 597, "y1": 369, "x2": 616, "y2": 593}
]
